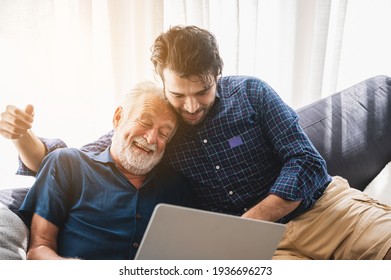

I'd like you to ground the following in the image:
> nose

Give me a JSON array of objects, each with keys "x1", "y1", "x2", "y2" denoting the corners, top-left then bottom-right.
[
  {"x1": 144, "y1": 128, "x2": 158, "y2": 145},
  {"x1": 183, "y1": 97, "x2": 200, "y2": 113}
]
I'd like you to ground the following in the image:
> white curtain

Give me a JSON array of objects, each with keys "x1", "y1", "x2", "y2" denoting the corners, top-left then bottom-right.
[
  {"x1": 1, "y1": 0, "x2": 391, "y2": 186},
  {"x1": 161, "y1": 0, "x2": 391, "y2": 108}
]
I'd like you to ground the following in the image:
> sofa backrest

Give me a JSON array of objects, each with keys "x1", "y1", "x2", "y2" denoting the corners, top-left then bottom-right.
[{"x1": 297, "y1": 75, "x2": 391, "y2": 191}]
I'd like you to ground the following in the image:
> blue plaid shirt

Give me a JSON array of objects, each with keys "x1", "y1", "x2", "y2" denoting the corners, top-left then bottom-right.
[{"x1": 18, "y1": 76, "x2": 331, "y2": 223}]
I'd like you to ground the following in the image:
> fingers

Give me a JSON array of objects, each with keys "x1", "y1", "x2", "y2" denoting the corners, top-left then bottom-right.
[
  {"x1": 0, "y1": 122, "x2": 26, "y2": 139},
  {"x1": 6, "y1": 105, "x2": 34, "y2": 123},
  {"x1": 25, "y1": 104, "x2": 35, "y2": 116},
  {"x1": 0, "y1": 105, "x2": 35, "y2": 140}
]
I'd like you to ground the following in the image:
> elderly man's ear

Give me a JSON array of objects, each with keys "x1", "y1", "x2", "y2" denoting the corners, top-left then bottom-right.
[{"x1": 112, "y1": 107, "x2": 123, "y2": 129}]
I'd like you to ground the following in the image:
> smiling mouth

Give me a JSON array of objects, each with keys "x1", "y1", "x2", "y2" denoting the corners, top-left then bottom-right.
[
  {"x1": 133, "y1": 141, "x2": 153, "y2": 153},
  {"x1": 183, "y1": 111, "x2": 203, "y2": 121}
]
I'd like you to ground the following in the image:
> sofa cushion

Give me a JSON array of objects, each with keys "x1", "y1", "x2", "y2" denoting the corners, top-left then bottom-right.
[
  {"x1": 0, "y1": 202, "x2": 29, "y2": 260},
  {"x1": 297, "y1": 75, "x2": 391, "y2": 191},
  {"x1": 0, "y1": 187, "x2": 29, "y2": 224},
  {"x1": 363, "y1": 162, "x2": 391, "y2": 205}
]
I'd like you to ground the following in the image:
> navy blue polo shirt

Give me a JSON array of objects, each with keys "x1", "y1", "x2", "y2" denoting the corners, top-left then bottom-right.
[{"x1": 20, "y1": 147, "x2": 193, "y2": 260}]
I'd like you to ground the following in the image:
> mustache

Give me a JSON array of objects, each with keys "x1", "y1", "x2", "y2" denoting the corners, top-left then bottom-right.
[
  {"x1": 132, "y1": 136, "x2": 157, "y2": 152},
  {"x1": 180, "y1": 108, "x2": 204, "y2": 115}
]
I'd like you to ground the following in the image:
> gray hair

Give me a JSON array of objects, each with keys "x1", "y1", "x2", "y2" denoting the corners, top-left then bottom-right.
[
  {"x1": 119, "y1": 81, "x2": 178, "y2": 139},
  {"x1": 121, "y1": 81, "x2": 166, "y2": 116}
]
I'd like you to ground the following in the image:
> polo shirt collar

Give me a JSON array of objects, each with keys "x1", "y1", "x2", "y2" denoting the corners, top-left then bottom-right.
[
  {"x1": 92, "y1": 146, "x2": 114, "y2": 164},
  {"x1": 92, "y1": 146, "x2": 156, "y2": 183}
]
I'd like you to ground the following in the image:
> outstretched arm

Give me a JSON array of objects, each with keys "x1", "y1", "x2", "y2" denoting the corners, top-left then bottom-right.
[{"x1": 0, "y1": 105, "x2": 46, "y2": 172}]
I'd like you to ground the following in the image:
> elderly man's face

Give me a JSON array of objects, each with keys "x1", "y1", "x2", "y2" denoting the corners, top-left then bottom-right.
[{"x1": 111, "y1": 97, "x2": 177, "y2": 175}]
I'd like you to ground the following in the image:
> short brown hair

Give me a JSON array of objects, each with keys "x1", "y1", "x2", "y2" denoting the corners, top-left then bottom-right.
[{"x1": 151, "y1": 25, "x2": 223, "y2": 87}]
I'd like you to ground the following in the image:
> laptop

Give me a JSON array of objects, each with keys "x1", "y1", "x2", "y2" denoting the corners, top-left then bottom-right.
[{"x1": 134, "y1": 203, "x2": 286, "y2": 260}]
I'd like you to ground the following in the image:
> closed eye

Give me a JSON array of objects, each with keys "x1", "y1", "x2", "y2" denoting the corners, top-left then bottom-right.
[
  {"x1": 159, "y1": 132, "x2": 168, "y2": 139},
  {"x1": 159, "y1": 128, "x2": 174, "y2": 141},
  {"x1": 138, "y1": 119, "x2": 152, "y2": 127},
  {"x1": 170, "y1": 92, "x2": 185, "y2": 99},
  {"x1": 196, "y1": 90, "x2": 208, "y2": 96}
]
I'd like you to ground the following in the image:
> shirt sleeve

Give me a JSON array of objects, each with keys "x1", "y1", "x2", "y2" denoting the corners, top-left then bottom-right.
[
  {"x1": 16, "y1": 137, "x2": 67, "y2": 176},
  {"x1": 256, "y1": 81, "x2": 331, "y2": 215},
  {"x1": 79, "y1": 130, "x2": 113, "y2": 155},
  {"x1": 16, "y1": 130, "x2": 114, "y2": 177},
  {"x1": 19, "y1": 149, "x2": 73, "y2": 228}
]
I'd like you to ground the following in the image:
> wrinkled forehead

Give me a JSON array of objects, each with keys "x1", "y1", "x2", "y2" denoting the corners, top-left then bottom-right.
[{"x1": 134, "y1": 96, "x2": 177, "y2": 125}]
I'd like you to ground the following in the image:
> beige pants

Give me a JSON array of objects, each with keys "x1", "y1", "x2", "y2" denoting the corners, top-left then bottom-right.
[{"x1": 273, "y1": 176, "x2": 391, "y2": 259}]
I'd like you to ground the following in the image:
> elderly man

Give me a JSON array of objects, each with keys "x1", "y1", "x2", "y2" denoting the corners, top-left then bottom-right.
[{"x1": 18, "y1": 81, "x2": 193, "y2": 260}]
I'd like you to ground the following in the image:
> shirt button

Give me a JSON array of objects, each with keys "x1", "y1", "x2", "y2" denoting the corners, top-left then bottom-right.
[
  {"x1": 228, "y1": 191, "x2": 234, "y2": 195},
  {"x1": 244, "y1": 208, "x2": 248, "y2": 212},
  {"x1": 216, "y1": 165, "x2": 220, "y2": 170},
  {"x1": 136, "y1": 214, "x2": 142, "y2": 220},
  {"x1": 132, "y1": 242, "x2": 139, "y2": 249},
  {"x1": 203, "y1": 139, "x2": 208, "y2": 143}
]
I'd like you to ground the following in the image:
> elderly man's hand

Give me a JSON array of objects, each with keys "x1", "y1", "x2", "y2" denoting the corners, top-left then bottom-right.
[{"x1": 0, "y1": 105, "x2": 34, "y2": 140}]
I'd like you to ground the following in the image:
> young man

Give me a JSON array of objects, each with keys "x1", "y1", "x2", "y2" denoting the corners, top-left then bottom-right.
[
  {"x1": 18, "y1": 81, "x2": 193, "y2": 259},
  {"x1": 1, "y1": 25, "x2": 391, "y2": 259}
]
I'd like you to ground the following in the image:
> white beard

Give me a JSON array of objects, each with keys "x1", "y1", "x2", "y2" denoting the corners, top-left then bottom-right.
[{"x1": 111, "y1": 135, "x2": 163, "y2": 175}]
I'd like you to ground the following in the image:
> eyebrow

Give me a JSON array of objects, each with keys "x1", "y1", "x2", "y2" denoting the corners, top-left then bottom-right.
[
  {"x1": 139, "y1": 112, "x2": 176, "y2": 131},
  {"x1": 168, "y1": 85, "x2": 212, "y2": 96},
  {"x1": 162, "y1": 123, "x2": 176, "y2": 132}
]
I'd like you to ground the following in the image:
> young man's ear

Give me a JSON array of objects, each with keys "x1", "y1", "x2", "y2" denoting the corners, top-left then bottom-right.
[{"x1": 112, "y1": 107, "x2": 123, "y2": 129}]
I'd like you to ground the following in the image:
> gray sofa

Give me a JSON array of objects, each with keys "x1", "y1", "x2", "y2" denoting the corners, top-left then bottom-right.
[
  {"x1": 298, "y1": 75, "x2": 391, "y2": 192},
  {"x1": 1, "y1": 75, "x2": 390, "y2": 259},
  {"x1": 0, "y1": 203, "x2": 28, "y2": 259}
]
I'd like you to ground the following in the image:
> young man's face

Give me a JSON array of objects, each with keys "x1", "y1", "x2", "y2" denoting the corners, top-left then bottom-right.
[
  {"x1": 162, "y1": 68, "x2": 217, "y2": 126},
  {"x1": 111, "y1": 96, "x2": 177, "y2": 175}
]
